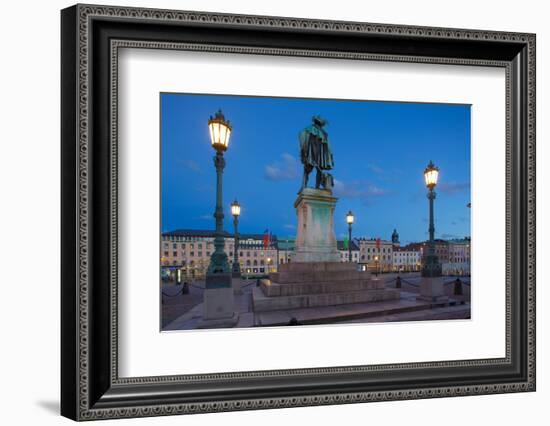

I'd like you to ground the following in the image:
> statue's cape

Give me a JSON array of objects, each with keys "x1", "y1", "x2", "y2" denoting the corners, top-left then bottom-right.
[{"x1": 299, "y1": 125, "x2": 334, "y2": 170}]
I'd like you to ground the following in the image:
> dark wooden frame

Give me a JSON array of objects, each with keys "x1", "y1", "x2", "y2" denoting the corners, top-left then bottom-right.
[{"x1": 61, "y1": 4, "x2": 536, "y2": 421}]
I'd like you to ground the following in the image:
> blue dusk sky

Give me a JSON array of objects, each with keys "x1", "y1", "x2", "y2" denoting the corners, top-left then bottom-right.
[{"x1": 161, "y1": 93, "x2": 471, "y2": 244}]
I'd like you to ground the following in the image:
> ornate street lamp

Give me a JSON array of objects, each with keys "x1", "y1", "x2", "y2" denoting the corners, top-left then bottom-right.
[
  {"x1": 204, "y1": 109, "x2": 233, "y2": 295},
  {"x1": 422, "y1": 160, "x2": 442, "y2": 277},
  {"x1": 346, "y1": 210, "x2": 354, "y2": 263},
  {"x1": 230, "y1": 199, "x2": 241, "y2": 278}
]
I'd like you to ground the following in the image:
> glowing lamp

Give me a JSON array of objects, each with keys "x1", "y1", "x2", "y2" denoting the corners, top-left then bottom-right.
[
  {"x1": 208, "y1": 109, "x2": 232, "y2": 152},
  {"x1": 230, "y1": 199, "x2": 241, "y2": 217},
  {"x1": 424, "y1": 160, "x2": 439, "y2": 189}
]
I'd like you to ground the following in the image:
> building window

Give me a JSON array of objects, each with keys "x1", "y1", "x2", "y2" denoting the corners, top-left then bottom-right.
[
  {"x1": 163, "y1": 251, "x2": 169, "y2": 257},
  {"x1": 190, "y1": 252, "x2": 194, "y2": 257}
]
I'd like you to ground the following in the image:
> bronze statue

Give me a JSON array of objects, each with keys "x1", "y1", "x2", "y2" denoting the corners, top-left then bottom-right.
[{"x1": 299, "y1": 116, "x2": 335, "y2": 190}]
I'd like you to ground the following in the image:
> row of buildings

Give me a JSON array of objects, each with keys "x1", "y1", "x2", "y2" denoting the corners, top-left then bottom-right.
[{"x1": 161, "y1": 229, "x2": 470, "y2": 280}]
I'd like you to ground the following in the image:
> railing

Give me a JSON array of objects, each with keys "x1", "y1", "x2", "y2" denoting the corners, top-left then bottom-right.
[
  {"x1": 161, "y1": 286, "x2": 186, "y2": 298},
  {"x1": 384, "y1": 275, "x2": 470, "y2": 294}
]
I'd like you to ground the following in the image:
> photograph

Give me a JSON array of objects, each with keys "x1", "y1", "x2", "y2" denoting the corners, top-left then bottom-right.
[
  {"x1": 57, "y1": 3, "x2": 536, "y2": 421},
  {"x1": 160, "y1": 93, "x2": 472, "y2": 331}
]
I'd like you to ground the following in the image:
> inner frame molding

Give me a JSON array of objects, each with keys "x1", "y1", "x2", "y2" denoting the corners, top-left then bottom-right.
[{"x1": 61, "y1": 4, "x2": 535, "y2": 421}]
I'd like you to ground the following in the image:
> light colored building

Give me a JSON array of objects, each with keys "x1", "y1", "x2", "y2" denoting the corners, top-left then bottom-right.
[
  {"x1": 161, "y1": 229, "x2": 278, "y2": 280},
  {"x1": 357, "y1": 238, "x2": 393, "y2": 273},
  {"x1": 392, "y1": 246, "x2": 422, "y2": 272},
  {"x1": 277, "y1": 237, "x2": 295, "y2": 265},
  {"x1": 443, "y1": 238, "x2": 471, "y2": 276},
  {"x1": 337, "y1": 240, "x2": 360, "y2": 264}
]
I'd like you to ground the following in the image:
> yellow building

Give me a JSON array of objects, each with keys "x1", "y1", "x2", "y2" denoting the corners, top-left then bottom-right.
[
  {"x1": 161, "y1": 230, "x2": 278, "y2": 280},
  {"x1": 357, "y1": 238, "x2": 394, "y2": 273}
]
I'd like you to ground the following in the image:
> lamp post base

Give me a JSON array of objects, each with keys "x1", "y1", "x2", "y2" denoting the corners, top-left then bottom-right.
[
  {"x1": 202, "y1": 273, "x2": 237, "y2": 326},
  {"x1": 197, "y1": 311, "x2": 239, "y2": 329},
  {"x1": 416, "y1": 277, "x2": 449, "y2": 304},
  {"x1": 232, "y1": 276, "x2": 243, "y2": 295}
]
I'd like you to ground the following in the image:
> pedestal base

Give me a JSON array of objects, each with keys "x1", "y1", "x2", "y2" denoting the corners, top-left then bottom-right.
[
  {"x1": 294, "y1": 188, "x2": 339, "y2": 263},
  {"x1": 416, "y1": 277, "x2": 449, "y2": 304},
  {"x1": 197, "y1": 312, "x2": 239, "y2": 329},
  {"x1": 232, "y1": 276, "x2": 243, "y2": 295},
  {"x1": 203, "y1": 285, "x2": 237, "y2": 323},
  {"x1": 253, "y1": 262, "x2": 400, "y2": 312}
]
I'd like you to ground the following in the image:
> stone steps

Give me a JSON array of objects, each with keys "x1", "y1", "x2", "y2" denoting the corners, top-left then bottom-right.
[
  {"x1": 278, "y1": 261, "x2": 359, "y2": 273},
  {"x1": 260, "y1": 278, "x2": 384, "y2": 297},
  {"x1": 252, "y1": 287, "x2": 400, "y2": 312},
  {"x1": 254, "y1": 298, "x2": 467, "y2": 326},
  {"x1": 269, "y1": 270, "x2": 370, "y2": 283}
]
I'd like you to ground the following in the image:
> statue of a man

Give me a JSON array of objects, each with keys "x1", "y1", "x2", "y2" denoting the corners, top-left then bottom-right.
[{"x1": 299, "y1": 115, "x2": 335, "y2": 190}]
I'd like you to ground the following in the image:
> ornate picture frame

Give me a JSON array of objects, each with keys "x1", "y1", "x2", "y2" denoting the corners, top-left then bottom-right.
[{"x1": 61, "y1": 4, "x2": 535, "y2": 420}]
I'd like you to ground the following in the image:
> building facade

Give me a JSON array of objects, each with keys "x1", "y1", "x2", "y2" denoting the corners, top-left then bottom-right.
[
  {"x1": 443, "y1": 238, "x2": 471, "y2": 276},
  {"x1": 277, "y1": 237, "x2": 296, "y2": 265},
  {"x1": 161, "y1": 229, "x2": 470, "y2": 280},
  {"x1": 392, "y1": 246, "x2": 422, "y2": 272},
  {"x1": 357, "y1": 238, "x2": 394, "y2": 273},
  {"x1": 337, "y1": 240, "x2": 360, "y2": 264},
  {"x1": 161, "y1": 229, "x2": 278, "y2": 280}
]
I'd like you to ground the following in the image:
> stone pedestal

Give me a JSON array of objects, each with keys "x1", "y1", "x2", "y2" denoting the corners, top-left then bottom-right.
[
  {"x1": 416, "y1": 277, "x2": 449, "y2": 304},
  {"x1": 294, "y1": 188, "x2": 339, "y2": 263},
  {"x1": 198, "y1": 273, "x2": 239, "y2": 328},
  {"x1": 232, "y1": 276, "x2": 243, "y2": 295},
  {"x1": 253, "y1": 262, "x2": 400, "y2": 312}
]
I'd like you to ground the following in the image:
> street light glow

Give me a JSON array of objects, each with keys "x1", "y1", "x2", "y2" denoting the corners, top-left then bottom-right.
[
  {"x1": 208, "y1": 109, "x2": 232, "y2": 152},
  {"x1": 346, "y1": 210, "x2": 354, "y2": 224},
  {"x1": 424, "y1": 160, "x2": 439, "y2": 189},
  {"x1": 230, "y1": 199, "x2": 241, "y2": 217}
]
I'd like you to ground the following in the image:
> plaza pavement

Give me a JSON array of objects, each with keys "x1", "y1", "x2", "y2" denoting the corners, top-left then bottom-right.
[{"x1": 162, "y1": 273, "x2": 470, "y2": 331}]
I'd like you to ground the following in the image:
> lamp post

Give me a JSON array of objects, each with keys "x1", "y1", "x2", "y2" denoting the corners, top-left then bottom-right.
[
  {"x1": 230, "y1": 199, "x2": 241, "y2": 278},
  {"x1": 200, "y1": 110, "x2": 238, "y2": 327},
  {"x1": 422, "y1": 160, "x2": 442, "y2": 277},
  {"x1": 346, "y1": 210, "x2": 354, "y2": 263},
  {"x1": 206, "y1": 110, "x2": 232, "y2": 279}
]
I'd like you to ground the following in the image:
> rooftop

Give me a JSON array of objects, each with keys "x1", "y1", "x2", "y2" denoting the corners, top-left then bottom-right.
[
  {"x1": 337, "y1": 240, "x2": 360, "y2": 251},
  {"x1": 163, "y1": 229, "x2": 278, "y2": 241}
]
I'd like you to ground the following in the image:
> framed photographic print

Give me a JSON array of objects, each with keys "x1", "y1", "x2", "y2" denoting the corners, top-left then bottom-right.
[{"x1": 61, "y1": 4, "x2": 536, "y2": 421}]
